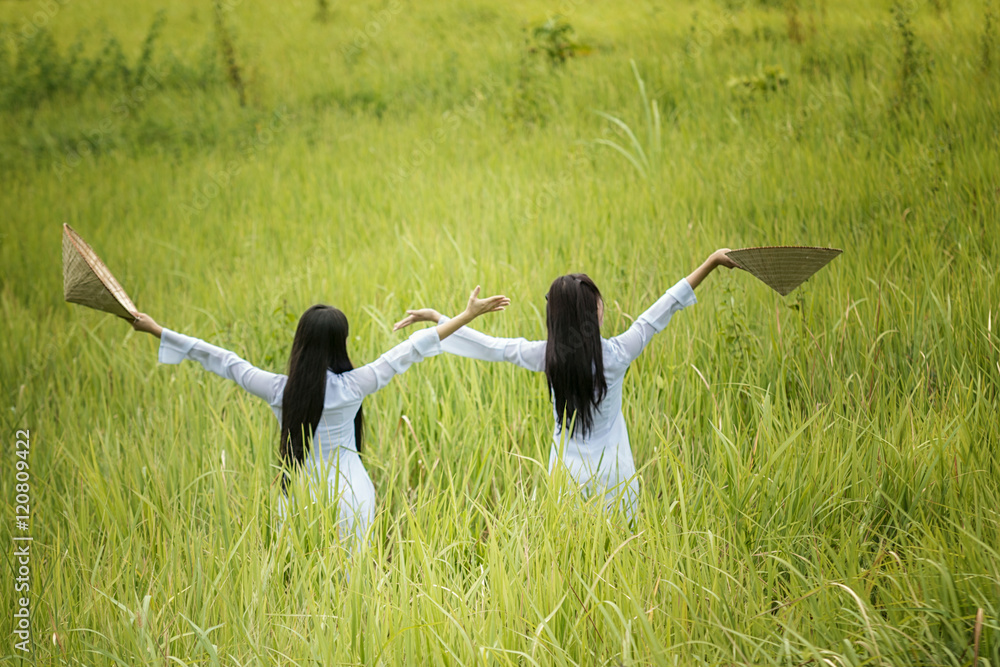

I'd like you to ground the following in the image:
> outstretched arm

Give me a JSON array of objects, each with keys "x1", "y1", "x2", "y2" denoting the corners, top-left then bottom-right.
[
  {"x1": 609, "y1": 248, "x2": 738, "y2": 365},
  {"x1": 393, "y1": 305, "x2": 545, "y2": 373},
  {"x1": 131, "y1": 313, "x2": 285, "y2": 404},
  {"x1": 434, "y1": 286, "x2": 509, "y2": 341},
  {"x1": 686, "y1": 248, "x2": 739, "y2": 290},
  {"x1": 133, "y1": 313, "x2": 164, "y2": 338},
  {"x1": 347, "y1": 286, "x2": 510, "y2": 397}
]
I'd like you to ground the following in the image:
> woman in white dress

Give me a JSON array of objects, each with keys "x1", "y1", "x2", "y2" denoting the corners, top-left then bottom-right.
[
  {"x1": 393, "y1": 250, "x2": 738, "y2": 523},
  {"x1": 128, "y1": 287, "x2": 509, "y2": 547}
]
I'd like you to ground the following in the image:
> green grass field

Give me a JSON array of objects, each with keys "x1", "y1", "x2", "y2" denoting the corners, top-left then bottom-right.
[{"x1": 2, "y1": 0, "x2": 999, "y2": 663}]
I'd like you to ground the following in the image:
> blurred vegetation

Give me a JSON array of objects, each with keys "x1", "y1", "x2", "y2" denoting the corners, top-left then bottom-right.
[{"x1": 1, "y1": 0, "x2": 998, "y2": 664}]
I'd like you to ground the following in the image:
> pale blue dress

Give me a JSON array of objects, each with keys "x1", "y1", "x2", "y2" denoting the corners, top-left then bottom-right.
[
  {"x1": 157, "y1": 326, "x2": 442, "y2": 546},
  {"x1": 437, "y1": 278, "x2": 696, "y2": 521}
]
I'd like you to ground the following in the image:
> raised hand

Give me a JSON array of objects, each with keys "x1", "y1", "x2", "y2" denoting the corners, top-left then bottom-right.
[
  {"x1": 712, "y1": 248, "x2": 740, "y2": 270},
  {"x1": 406, "y1": 285, "x2": 510, "y2": 343},
  {"x1": 686, "y1": 248, "x2": 742, "y2": 290},
  {"x1": 464, "y1": 285, "x2": 510, "y2": 318}
]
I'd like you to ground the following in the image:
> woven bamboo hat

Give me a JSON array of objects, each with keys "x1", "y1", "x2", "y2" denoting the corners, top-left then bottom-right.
[
  {"x1": 62, "y1": 223, "x2": 139, "y2": 321},
  {"x1": 726, "y1": 246, "x2": 842, "y2": 296}
]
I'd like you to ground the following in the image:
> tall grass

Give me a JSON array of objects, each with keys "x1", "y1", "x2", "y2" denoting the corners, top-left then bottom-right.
[{"x1": 1, "y1": 0, "x2": 998, "y2": 664}]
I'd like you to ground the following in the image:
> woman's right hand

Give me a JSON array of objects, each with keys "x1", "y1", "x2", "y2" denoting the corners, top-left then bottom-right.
[{"x1": 132, "y1": 312, "x2": 164, "y2": 338}]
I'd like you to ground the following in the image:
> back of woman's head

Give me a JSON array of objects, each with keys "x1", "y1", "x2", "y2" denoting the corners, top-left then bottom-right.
[
  {"x1": 280, "y1": 305, "x2": 364, "y2": 485},
  {"x1": 544, "y1": 274, "x2": 608, "y2": 438}
]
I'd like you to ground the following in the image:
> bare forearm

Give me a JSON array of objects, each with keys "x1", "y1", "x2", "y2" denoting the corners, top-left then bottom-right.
[
  {"x1": 686, "y1": 249, "x2": 736, "y2": 290},
  {"x1": 435, "y1": 309, "x2": 475, "y2": 341},
  {"x1": 399, "y1": 287, "x2": 509, "y2": 339},
  {"x1": 132, "y1": 313, "x2": 164, "y2": 338},
  {"x1": 685, "y1": 256, "x2": 718, "y2": 291}
]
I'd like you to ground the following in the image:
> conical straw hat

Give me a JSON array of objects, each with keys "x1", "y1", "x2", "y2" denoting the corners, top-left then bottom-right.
[
  {"x1": 726, "y1": 246, "x2": 842, "y2": 296},
  {"x1": 62, "y1": 223, "x2": 139, "y2": 321}
]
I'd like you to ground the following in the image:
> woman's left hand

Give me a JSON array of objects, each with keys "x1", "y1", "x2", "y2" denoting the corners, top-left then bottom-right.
[
  {"x1": 712, "y1": 248, "x2": 740, "y2": 270},
  {"x1": 463, "y1": 286, "x2": 510, "y2": 319},
  {"x1": 392, "y1": 308, "x2": 442, "y2": 332}
]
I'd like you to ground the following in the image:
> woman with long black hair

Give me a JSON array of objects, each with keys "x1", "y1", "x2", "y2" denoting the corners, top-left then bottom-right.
[
  {"x1": 393, "y1": 250, "x2": 738, "y2": 522},
  {"x1": 129, "y1": 286, "x2": 509, "y2": 546}
]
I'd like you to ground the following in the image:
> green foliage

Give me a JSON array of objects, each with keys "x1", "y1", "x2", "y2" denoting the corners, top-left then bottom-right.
[
  {"x1": 715, "y1": 277, "x2": 761, "y2": 377},
  {"x1": 134, "y1": 10, "x2": 166, "y2": 87},
  {"x1": 504, "y1": 30, "x2": 550, "y2": 129},
  {"x1": 0, "y1": 0, "x2": 998, "y2": 664},
  {"x1": 315, "y1": 0, "x2": 331, "y2": 23},
  {"x1": 213, "y1": 0, "x2": 246, "y2": 107},
  {"x1": 891, "y1": 1, "x2": 930, "y2": 112},
  {"x1": 0, "y1": 14, "x2": 165, "y2": 111},
  {"x1": 786, "y1": 0, "x2": 804, "y2": 44},
  {"x1": 984, "y1": 0, "x2": 997, "y2": 72},
  {"x1": 727, "y1": 64, "x2": 790, "y2": 94},
  {"x1": 930, "y1": 0, "x2": 952, "y2": 14},
  {"x1": 0, "y1": 11, "x2": 225, "y2": 113},
  {"x1": 727, "y1": 64, "x2": 789, "y2": 115},
  {"x1": 529, "y1": 15, "x2": 591, "y2": 67},
  {"x1": 592, "y1": 60, "x2": 662, "y2": 179},
  {"x1": 504, "y1": 16, "x2": 591, "y2": 130}
]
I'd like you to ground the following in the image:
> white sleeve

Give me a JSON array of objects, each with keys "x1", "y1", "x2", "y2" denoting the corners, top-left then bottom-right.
[
  {"x1": 343, "y1": 327, "x2": 442, "y2": 398},
  {"x1": 158, "y1": 328, "x2": 285, "y2": 404},
  {"x1": 436, "y1": 316, "x2": 546, "y2": 373},
  {"x1": 606, "y1": 278, "x2": 697, "y2": 366}
]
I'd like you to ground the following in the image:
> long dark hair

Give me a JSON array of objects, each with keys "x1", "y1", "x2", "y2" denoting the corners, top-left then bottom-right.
[
  {"x1": 544, "y1": 273, "x2": 607, "y2": 438},
  {"x1": 280, "y1": 305, "x2": 364, "y2": 487}
]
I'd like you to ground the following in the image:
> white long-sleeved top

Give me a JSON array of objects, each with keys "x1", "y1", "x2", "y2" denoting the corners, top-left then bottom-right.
[
  {"x1": 157, "y1": 326, "x2": 443, "y2": 544},
  {"x1": 438, "y1": 277, "x2": 697, "y2": 521}
]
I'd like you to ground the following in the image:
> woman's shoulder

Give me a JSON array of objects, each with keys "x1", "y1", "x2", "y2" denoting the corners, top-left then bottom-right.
[
  {"x1": 270, "y1": 371, "x2": 359, "y2": 411},
  {"x1": 324, "y1": 369, "x2": 365, "y2": 404},
  {"x1": 263, "y1": 373, "x2": 288, "y2": 411},
  {"x1": 601, "y1": 338, "x2": 631, "y2": 375}
]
